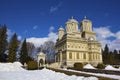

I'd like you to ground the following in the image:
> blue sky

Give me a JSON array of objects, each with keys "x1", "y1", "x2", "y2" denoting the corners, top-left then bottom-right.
[{"x1": 0, "y1": 0, "x2": 120, "y2": 50}]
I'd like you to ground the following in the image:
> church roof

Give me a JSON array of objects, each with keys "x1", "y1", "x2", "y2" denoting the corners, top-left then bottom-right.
[
  {"x1": 66, "y1": 16, "x2": 78, "y2": 24},
  {"x1": 37, "y1": 51, "x2": 45, "y2": 56}
]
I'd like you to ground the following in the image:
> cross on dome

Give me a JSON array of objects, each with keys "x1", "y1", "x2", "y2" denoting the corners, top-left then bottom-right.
[
  {"x1": 84, "y1": 16, "x2": 87, "y2": 19},
  {"x1": 66, "y1": 16, "x2": 78, "y2": 24}
]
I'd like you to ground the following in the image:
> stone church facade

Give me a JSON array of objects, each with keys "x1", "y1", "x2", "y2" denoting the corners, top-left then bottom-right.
[{"x1": 55, "y1": 17, "x2": 102, "y2": 67}]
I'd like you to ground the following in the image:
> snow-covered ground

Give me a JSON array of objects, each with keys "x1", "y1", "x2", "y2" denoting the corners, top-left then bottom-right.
[
  {"x1": 67, "y1": 64, "x2": 120, "y2": 80},
  {"x1": 0, "y1": 62, "x2": 120, "y2": 80},
  {"x1": 0, "y1": 62, "x2": 25, "y2": 71},
  {"x1": 0, "y1": 62, "x2": 98, "y2": 80}
]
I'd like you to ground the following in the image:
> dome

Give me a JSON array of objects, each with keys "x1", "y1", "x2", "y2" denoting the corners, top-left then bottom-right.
[
  {"x1": 66, "y1": 16, "x2": 78, "y2": 24},
  {"x1": 37, "y1": 51, "x2": 45, "y2": 56},
  {"x1": 88, "y1": 37, "x2": 94, "y2": 41},
  {"x1": 82, "y1": 16, "x2": 91, "y2": 22},
  {"x1": 59, "y1": 26, "x2": 64, "y2": 31}
]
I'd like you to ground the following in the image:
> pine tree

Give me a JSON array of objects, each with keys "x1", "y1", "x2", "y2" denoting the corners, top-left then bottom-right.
[
  {"x1": 102, "y1": 49, "x2": 104, "y2": 62},
  {"x1": 109, "y1": 51, "x2": 114, "y2": 65},
  {"x1": 103, "y1": 44, "x2": 109, "y2": 64},
  {"x1": 8, "y1": 33, "x2": 19, "y2": 62},
  {"x1": 20, "y1": 39, "x2": 29, "y2": 64},
  {"x1": 113, "y1": 49, "x2": 118, "y2": 64},
  {"x1": 118, "y1": 50, "x2": 120, "y2": 64},
  {"x1": 0, "y1": 25, "x2": 8, "y2": 62}
]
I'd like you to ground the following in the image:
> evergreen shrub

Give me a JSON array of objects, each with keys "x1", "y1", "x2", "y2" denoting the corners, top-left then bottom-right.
[
  {"x1": 97, "y1": 63, "x2": 105, "y2": 69},
  {"x1": 74, "y1": 62, "x2": 83, "y2": 69},
  {"x1": 27, "y1": 61, "x2": 38, "y2": 70}
]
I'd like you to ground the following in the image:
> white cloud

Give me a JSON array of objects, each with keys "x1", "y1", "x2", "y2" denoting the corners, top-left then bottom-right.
[
  {"x1": 7, "y1": 29, "x2": 22, "y2": 41},
  {"x1": 33, "y1": 25, "x2": 38, "y2": 30},
  {"x1": 26, "y1": 37, "x2": 48, "y2": 47},
  {"x1": 111, "y1": 39, "x2": 120, "y2": 50},
  {"x1": 48, "y1": 32, "x2": 58, "y2": 42},
  {"x1": 49, "y1": 26, "x2": 54, "y2": 32},
  {"x1": 18, "y1": 36, "x2": 22, "y2": 40},
  {"x1": 50, "y1": 6, "x2": 58, "y2": 13},
  {"x1": 115, "y1": 31, "x2": 120, "y2": 39},
  {"x1": 93, "y1": 26, "x2": 115, "y2": 40},
  {"x1": 93, "y1": 26, "x2": 120, "y2": 51},
  {"x1": 7, "y1": 29, "x2": 14, "y2": 41},
  {"x1": 50, "y1": 2, "x2": 62, "y2": 13},
  {"x1": 26, "y1": 27, "x2": 58, "y2": 47}
]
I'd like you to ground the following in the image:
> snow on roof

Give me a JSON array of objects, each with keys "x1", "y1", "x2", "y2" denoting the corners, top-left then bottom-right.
[
  {"x1": 83, "y1": 64, "x2": 95, "y2": 69},
  {"x1": 0, "y1": 62, "x2": 25, "y2": 71},
  {"x1": 105, "y1": 65, "x2": 120, "y2": 71}
]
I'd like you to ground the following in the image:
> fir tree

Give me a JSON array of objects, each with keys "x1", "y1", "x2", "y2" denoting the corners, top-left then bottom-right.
[
  {"x1": 102, "y1": 48, "x2": 104, "y2": 62},
  {"x1": 0, "y1": 25, "x2": 8, "y2": 62},
  {"x1": 109, "y1": 51, "x2": 114, "y2": 65},
  {"x1": 113, "y1": 49, "x2": 119, "y2": 64},
  {"x1": 20, "y1": 39, "x2": 29, "y2": 64},
  {"x1": 103, "y1": 44, "x2": 109, "y2": 64},
  {"x1": 8, "y1": 33, "x2": 19, "y2": 62},
  {"x1": 118, "y1": 50, "x2": 120, "y2": 64}
]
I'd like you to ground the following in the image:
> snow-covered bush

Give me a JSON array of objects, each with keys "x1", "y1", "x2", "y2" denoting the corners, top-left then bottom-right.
[
  {"x1": 74, "y1": 62, "x2": 83, "y2": 69},
  {"x1": 83, "y1": 64, "x2": 95, "y2": 69},
  {"x1": 0, "y1": 62, "x2": 25, "y2": 71},
  {"x1": 105, "y1": 65, "x2": 120, "y2": 71},
  {"x1": 27, "y1": 61, "x2": 38, "y2": 70}
]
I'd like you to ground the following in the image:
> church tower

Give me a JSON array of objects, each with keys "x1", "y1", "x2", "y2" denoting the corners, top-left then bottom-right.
[
  {"x1": 58, "y1": 27, "x2": 64, "y2": 40},
  {"x1": 80, "y1": 16, "x2": 96, "y2": 40},
  {"x1": 65, "y1": 17, "x2": 78, "y2": 33},
  {"x1": 81, "y1": 16, "x2": 92, "y2": 32}
]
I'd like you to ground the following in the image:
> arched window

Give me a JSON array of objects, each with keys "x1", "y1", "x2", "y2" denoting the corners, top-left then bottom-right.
[
  {"x1": 69, "y1": 53, "x2": 72, "y2": 59},
  {"x1": 83, "y1": 53, "x2": 86, "y2": 59},
  {"x1": 89, "y1": 54, "x2": 92, "y2": 60},
  {"x1": 77, "y1": 53, "x2": 79, "y2": 59}
]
